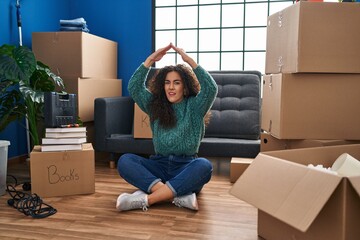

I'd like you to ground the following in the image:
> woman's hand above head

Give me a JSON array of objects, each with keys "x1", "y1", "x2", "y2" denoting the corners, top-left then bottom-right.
[
  {"x1": 171, "y1": 43, "x2": 198, "y2": 69},
  {"x1": 144, "y1": 43, "x2": 172, "y2": 68}
]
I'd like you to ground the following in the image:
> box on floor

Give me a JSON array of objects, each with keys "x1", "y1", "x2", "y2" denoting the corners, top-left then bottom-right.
[
  {"x1": 261, "y1": 133, "x2": 360, "y2": 152},
  {"x1": 30, "y1": 143, "x2": 95, "y2": 198},
  {"x1": 134, "y1": 103, "x2": 152, "y2": 139},
  {"x1": 230, "y1": 144, "x2": 360, "y2": 240},
  {"x1": 261, "y1": 73, "x2": 360, "y2": 140},
  {"x1": 63, "y1": 77, "x2": 122, "y2": 122},
  {"x1": 230, "y1": 157, "x2": 252, "y2": 183},
  {"x1": 265, "y1": 2, "x2": 360, "y2": 74},
  {"x1": 32, "y1": 32, "x2": 118, "y2": 78}
]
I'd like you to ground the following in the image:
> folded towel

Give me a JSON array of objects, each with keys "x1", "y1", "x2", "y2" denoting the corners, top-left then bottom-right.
[
  {"x1": 60, "y1": 17, "x2": 86, "y2": 26},
  {"x1": 60, "y1": 22, "x2": 86, "y2": 27},
  {"x1": 60, "y1": 26, "x2": 90, "y2": 33},
  {"x1": 59, "y1": 17, "x2": 89, "y2": 33}
]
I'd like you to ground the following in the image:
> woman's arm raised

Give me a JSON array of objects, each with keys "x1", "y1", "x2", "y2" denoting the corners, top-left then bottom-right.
[
  {"x1": 171, "y1": 43, "x2": 198, "y2": 69},
  {"x1": 144, "y1": 43, "x2": 172, "y2": 68}
]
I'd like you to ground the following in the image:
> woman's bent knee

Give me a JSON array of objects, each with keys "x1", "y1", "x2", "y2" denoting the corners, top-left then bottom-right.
[
  {"x1": 196, "y1": 157, "x2": 213, "y2": 174},
  {"x1": 117, "y1": 153, "x2": 136, "y2": 175}
]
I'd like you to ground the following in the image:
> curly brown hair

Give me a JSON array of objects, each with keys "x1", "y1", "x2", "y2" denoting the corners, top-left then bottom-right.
[{"x1": 148, "y1": 64, "x2": 211, "y2": 128}]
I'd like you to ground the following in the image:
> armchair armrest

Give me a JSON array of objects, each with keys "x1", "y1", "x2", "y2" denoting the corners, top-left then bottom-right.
[{"x1": 94, "y1": 96, "x2": 134, "y2": 152}]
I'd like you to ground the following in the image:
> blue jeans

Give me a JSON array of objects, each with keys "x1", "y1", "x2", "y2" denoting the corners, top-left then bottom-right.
[{"x1": 117, "y1": 153, "x2": 213, "y2": 197}]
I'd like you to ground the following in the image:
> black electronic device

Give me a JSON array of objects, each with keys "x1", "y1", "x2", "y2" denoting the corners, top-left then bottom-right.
[{"x1": 44, "y1": 92, "x2": 77, "y2": 128}]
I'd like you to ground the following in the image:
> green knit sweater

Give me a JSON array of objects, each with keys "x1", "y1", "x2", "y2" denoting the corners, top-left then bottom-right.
[{"x1": 128, "y1": 63, "x2": 218, "y2": 156}]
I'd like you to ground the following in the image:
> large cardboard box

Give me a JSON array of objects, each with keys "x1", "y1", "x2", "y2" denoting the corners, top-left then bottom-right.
[
  {"x1": 230, "y1": 144, "x2": 360, "y2": 240},
  {"x1": 30, "y1": 143, "x2": 95, "y2": 198},
  {"x1": 230, "y1": 157, "x2": 252, "y2": 183},
  {"x1": 265, "y1": 2, "x2": 360, "y2": 74},
  {"x1": 63, "y1": 77, "x2": 122, "y2": 122},
  {"x1": 261, "y1": 133, "x2": 360, "y2": 152},
  {"x1": 133, "y1": 103, "x2": 152, "y2": 139},
  {"x1": 261, "y1": 73, "x2": 360, "y2": 140},
  {"x1": 32, "y1": 32, "x2": 118, "y2": 78}
]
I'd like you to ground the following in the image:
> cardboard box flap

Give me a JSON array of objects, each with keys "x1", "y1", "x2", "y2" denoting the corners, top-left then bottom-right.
[
  {"x1": 230, "y1": 153, "x2": 342, "y2": 232},
  {"x1": 349, "y1": 176, "x2": 360, "y2": 197}
]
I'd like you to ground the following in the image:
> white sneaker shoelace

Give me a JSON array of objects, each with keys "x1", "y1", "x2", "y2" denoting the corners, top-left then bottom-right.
[{"x1": 130, "y1": 199, "x2": 148, "y2": 211}]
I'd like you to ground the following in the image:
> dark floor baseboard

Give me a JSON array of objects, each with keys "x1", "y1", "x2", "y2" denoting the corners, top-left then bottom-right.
[{"x1": 8, "y1": 155, "x2": 28, "y2": 166}]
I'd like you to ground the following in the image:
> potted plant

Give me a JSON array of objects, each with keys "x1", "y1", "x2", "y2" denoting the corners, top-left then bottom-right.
[{"x1": 0, "y1": 44, "x2": 65, "y2": 147}]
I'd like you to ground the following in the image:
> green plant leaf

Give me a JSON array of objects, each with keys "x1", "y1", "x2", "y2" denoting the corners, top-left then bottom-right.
[
  {"x1": 19, "y1": 80, "x2": 44, "y2": 104},
  {"x1": 0, "y1": 76, "x2": 15, "y2": 93},
  {"x1": 13, "y1": 46, "x2": 37, "y2": 81},
  {"x1": 0, "y1": 45, "x2": 36, "y2": 81},
  {"x1": 0, "y1": 44, "x2": 64, "y2": 146},
  {"x1": 36, "y1": 62, "x2": 65, "y2": 90},
  {"x1": 0, "y1": 44, "x2": 15, "y2": 56},
  {"x1": 0, "y1": 89, "x2": 26, "y2": 132}
]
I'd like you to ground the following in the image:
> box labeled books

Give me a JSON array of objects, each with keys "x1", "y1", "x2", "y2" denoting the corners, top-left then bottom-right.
[{"x1": 30, "y1": 143, "x2": 95, "y2": 197}]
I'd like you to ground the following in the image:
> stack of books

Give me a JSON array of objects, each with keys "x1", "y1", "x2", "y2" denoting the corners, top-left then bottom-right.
[{"x1": 41, "y1": 126, "x2": 87, "y2": 152}]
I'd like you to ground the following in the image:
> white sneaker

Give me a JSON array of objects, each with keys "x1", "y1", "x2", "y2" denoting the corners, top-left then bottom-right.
[
  {"x1": 173, "y1": 193, "x2": 199, "y2": 211},
  {"x1": 116, "y1": 191, "x2": 149, "y2": 211},
  {"x1": 115, "y1": 190, "x2": 146, "y2": 205},
  {"x1": 132, "y1": 190, "x2": 146, "y2": 195}
]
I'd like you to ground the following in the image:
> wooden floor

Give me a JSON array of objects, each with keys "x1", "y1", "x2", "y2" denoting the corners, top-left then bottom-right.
[{"x1": 0, "y1": 157, "x2": 260, "y2": 240}]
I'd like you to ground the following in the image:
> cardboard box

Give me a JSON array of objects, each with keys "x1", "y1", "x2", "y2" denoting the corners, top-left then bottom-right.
[
  {"x1": 230, "y1": 157, "x2": 252, "y2": 183},
  {"x1": 261, "y1": 132, "x2": 360, "y2": 152},
  {"x1": 261, "y1": 73, "x2": 360, "y2": 140},
  {"x1": 63, "y1": 77, "x2": 122, "y2": 122},
  {"x1": 133, "y1": 103, "x2": 152, "y2": 139},
  {"x1": 32, "y1": 32, "x2": 118, "y2": 78},
  {"x1": 230, "y1": 144, "x2": 360, "y2": 240},
  {"x1": 265, "y1": 2, "x2": 360, "y2": 74},
  {"x1": 30, "y1": 143, "x2": 95, "y2": 198}
]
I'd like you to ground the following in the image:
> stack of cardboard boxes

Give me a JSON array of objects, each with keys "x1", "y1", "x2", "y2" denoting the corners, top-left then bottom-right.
[
  {"x1": 231, "y1": 2, "x2": 360, "y2": 240},
  {"x1": 32, "y1": 32, "x2": 122, "y2": 128},
  {"x1": 30, "y1": 32, "x2": 122, "y2": 197},
  {"x1": 261, "y1": 1, "x2": 360, "y2": 148}
]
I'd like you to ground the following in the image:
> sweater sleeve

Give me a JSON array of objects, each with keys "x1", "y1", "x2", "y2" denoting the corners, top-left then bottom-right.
[
  {"x1": 127, "y1": 63, "x2": 153, "y2": 114},
  {"x1": 190, "y1": 65, "x2": 218, "y2": 116}
]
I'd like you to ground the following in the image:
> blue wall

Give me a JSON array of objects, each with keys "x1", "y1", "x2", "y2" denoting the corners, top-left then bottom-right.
[{"x1": 0, "y1": 0, "x2": 152, "y2": 159}]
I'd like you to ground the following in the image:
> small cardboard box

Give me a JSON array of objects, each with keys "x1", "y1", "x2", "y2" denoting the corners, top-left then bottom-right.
[
  {"x1": 133, "y1": 103, "x2": 152, "y2": 139},
  {"x1": 230, "y1": 157, "x2": 252, "y2": 183},
  {"x1": 30, "y1": 143, "x2": 95, "y2": 198},
  {"x1": 32, "y1": 32, "x2": 118, "y2": 78},
  {"x1": 63, "y1": 77, "x2": 122, "y2": 122},
  {"x1": 265, "y1": 2, "x2": 360, "y2": 74},
  {"x1": 261, "y1": 73, "x2": 360, "y2": 140},
  {"x1": 261, "y1": 133, "x2": 360, "y2": 152},
  {"x1": 230, "y1": 144, "x2": 360, "y2": 240}
]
